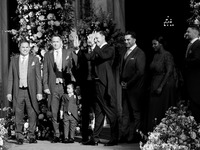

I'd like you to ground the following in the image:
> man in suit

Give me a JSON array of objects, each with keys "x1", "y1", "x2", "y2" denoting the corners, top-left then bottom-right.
[
  {"x1": 82, "y1": 31, "x2": 118, "y2": 146},
  {"x1": 71, "y1": 34, "x2": 96, "y2": 143},
  {"x1": 119, "y1": 31, "x2": 146, "y2": 143},
  {"x1": 7, "y1": 40, "x2": 43, "y2": 145},
  {"x1": 43, "y1": 35, "x2": 73, "y2": 143},
  {"x1": 184, "y1": 25, "x2": 200, "y2": 123}
]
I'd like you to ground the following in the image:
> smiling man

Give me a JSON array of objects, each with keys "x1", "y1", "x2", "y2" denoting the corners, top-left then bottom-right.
[{"x1": 7, "y1": 40, "x2": 42, "y2": 145}]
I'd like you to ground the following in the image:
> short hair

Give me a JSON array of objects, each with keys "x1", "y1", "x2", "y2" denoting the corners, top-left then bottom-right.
[
  {"x1": 124, "y1": 31, "x2": 136, "y2": 39},
  {"x1": 66, "y1": 81, "x2": 76, "y2": 90},
  {"x1": 188, "y1": 24, "x2": 200, "y2": 31},
  {"x1": 18, "y1": 39, "x2": 30, "y2": 48},
  {"x1": 51, "y1": 34, "x2": 63, "y2": 41}
]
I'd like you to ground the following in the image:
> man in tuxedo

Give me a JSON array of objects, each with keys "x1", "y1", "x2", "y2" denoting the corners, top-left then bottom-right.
[
  {"x1": 82, "y1": 31, "x2": 118, "y2": 146},
  {"x1": 119, "y1": 31, "x2": 146, "y2": 143},
  {"x1": 184, "y1": 25, "x2": 200, "y2": 123},
  {"x1": 71, "y1": 34, "x2": 96, "y2": 143},
  {"x1": 7, "y1": 40, "x2": 43, "y2": 145},
  {"x1": 43, "y1": 35, "x2": 73, "y2": 143}
]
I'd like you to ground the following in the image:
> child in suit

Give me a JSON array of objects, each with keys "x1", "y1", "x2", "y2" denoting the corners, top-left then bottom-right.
[{"x1": 60, "y1": 82, "x2": 79, "y2": 143}]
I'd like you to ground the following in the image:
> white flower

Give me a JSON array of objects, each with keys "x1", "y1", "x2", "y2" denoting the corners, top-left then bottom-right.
[
  {"x1": 24, "y1": 122, "x2": 29, "y2": 129},
  {"x1": 38, "y1": 15, "x2": 45, "y2": 21},
  {"x1": 54, "y1": 21, "x2": 60, "y2": 26},
  {"x1": 47, "y1": 13, "x2": 54, "y2": 20}
]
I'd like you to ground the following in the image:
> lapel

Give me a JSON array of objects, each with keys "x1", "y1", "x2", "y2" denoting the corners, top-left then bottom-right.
[
  {"x1": 124, "y1": 47, "x2": 138, "y2": 68},
  {"x1": 49, "y1": 50, "x2": 55, "y2": 67},
  {"x1": 15, "y1": 55, "x2": 20, "y2": 78},
  {"x1": 28, "y1": 54, "x2": 34, "y2": 78},
  {"x1": 62, "y1": 49, "x2": 68, "y2": 69}
]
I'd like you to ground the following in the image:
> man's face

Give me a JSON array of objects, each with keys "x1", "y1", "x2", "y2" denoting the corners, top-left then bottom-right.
[
  {"x1": 67, "y1": 84, "x2": 74, "y2": 94},
  {"x1": 124, "y1": 34, "x2": 135, "y2": 48},
  {"x1": 184, "y1": 27, "x2": 199, "y2": 40},
  {"x1": 52, "y1": 36, "x2": 62, "y2": 50},
  {"x1": 19, "y1": 42, "x2": 30, "y2": 56},
  {"x1": 95, "y1": 32, "x2": 104, "y2": 47}
]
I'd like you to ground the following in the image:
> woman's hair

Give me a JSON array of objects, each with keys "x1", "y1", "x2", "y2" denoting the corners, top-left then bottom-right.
[{"x1": 153, "y1": 35, "x2": 167, "y2": 49}]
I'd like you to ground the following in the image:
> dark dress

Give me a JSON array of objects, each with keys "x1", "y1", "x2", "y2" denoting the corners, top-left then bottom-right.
[{"x1": 147, "y1": 51, "x2": 177, "y2": 132}]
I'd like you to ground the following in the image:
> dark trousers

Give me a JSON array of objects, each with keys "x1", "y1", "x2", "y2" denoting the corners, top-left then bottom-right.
[
  {"x1": 15, "y1": 88, "x2": 37, "y2": 140},
  {"x1": 51, "y1": 84, "x2": 64, "y2": 137},
  {"x1": 92, "y1": 81, "x2": 118, "y2": 142},
  {"x1": 81, "y1": 80, "x2": 95, "y2": 141},
  {"x1": 63, "y1": 114, "x2": 77, "y2": 139},
  {"x1": 120, "y1": 88, "x2": 142, "y2": 141}
]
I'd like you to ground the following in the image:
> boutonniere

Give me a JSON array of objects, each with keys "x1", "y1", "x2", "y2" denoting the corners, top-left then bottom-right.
[{"x1": 31, "y1": 62, "x2": 35, "y2": 66}]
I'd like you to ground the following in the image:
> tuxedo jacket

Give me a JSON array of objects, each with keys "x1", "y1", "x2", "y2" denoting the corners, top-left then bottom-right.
[
  {"x1": 85, "y1": 44, "x2": 117, "y2": 105},
  {"x1": 43, "y1": 49, "x2": 73, "y2": 108},
  {"x1": 119, "y1": 46, "x2": 146, "y2": 90},
  {"x1": 61, "y1": 94, "x2": 79, "y2": 120},
  {"x1": 7, "y1": 54, "x2": 42, "y2": 113},
  {"x1": 185, "y1": 39, "x2": 200, "y2": 105}
]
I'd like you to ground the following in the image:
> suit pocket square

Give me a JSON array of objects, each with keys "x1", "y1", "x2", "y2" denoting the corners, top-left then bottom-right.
[
  {"x1": 130, "y1": 58, "x2": 135, "y2": 60},
  {"x1": 31, "y1": 62, "x2": 35, "y2": 66},
  {"x1": 66, "y1": 56, "x2": 69, "y2": 60}
]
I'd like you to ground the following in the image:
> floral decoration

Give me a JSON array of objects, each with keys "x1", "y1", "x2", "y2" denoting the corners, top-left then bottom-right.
[
  {"x1": 76, "y1": 8, "x2": 124, "y2": 51},
  {"x1": 10, "y1": 0, "x2": 75, "y2": 61},
  {"x1": 188, "y1": 0, "x2": 200, "y2": 25},
  {"x1": 140, "y1": 102, "x2": 200, "y2": 150}
]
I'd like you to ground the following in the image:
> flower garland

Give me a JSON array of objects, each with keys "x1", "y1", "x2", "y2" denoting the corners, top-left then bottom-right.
[
  {"x1": 140, "y1": 102, "x2": 200, "y2": 150},
  {"x1": 10, "y1": 0, "x2": 75, "y2": 61}
]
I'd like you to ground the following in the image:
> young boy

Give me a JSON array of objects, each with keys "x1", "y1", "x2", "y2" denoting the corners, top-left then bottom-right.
[{"x1": 60, "y1": 82, "x2": 79, "y2": 143}]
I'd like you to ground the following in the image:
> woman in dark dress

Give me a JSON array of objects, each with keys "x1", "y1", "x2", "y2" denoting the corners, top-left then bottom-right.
[{"x1": 147, "y1": 36, "x2": 177, "y2": 132}]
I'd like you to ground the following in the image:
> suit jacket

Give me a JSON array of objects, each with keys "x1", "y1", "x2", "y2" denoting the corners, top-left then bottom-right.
[
  {"x1": 185, "y1": 39, "x2": 200, "y2": 105},
  {"x1": 120, "y1": 46, "x2": 146, "y2": 90},
  {"x1": 61, "y1": 94, "x2": 79, "y2": 120},
  {"x1": 7, "y1": 54, "x2": 42, "y2": 113},
  {"x1": 43, "y1": 49, "x2": 73, "y2": 108},
  {"x1": 86, "y1": 44, "x2": 117, "y2": 105}
]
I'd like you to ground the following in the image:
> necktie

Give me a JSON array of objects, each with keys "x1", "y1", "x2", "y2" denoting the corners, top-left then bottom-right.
[
  {"x1": 185, "y1": 42, "x2": 192, "y2": 58},
  {"x1": 21, "y1": 56, "x2": 25, "y2": 64},
  {"x1": 124, "y1": 49, "x2": 130, "y2": 59}
]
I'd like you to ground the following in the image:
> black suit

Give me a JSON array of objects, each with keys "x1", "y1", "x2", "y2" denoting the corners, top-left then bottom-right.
[
  {"x1": 119, "y1": 46, "x2": 146, "y2": 142},
  {"x1": 85, "y1": 44, "x2": 118, "y2": 142},
  {"x1": 71, "y1": 49, "x2": 96, "y2": 141},
  {"x1": 185, "y1": 39, "x2": 200, "y2": 123}
]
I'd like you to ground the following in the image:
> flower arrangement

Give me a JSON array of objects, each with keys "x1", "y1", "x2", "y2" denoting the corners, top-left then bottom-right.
[
  {"x1": 188, "y1": 0, "x2": 200, "y2": 25},
  {"x1": 140, "y1": 102, "x2": 200, "y2": 150},
  {"x1": 76, "y1": 8, "x2": 124, "y2": 51},
  {"x1": 10, "y1": 0, "x2": 75, "y2": 61}
]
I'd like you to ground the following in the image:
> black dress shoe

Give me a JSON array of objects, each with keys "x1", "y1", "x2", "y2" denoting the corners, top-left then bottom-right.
[
  {"x1": 68, "y1": 138, "x2": 74, "y2": 143},
  {"x1": 16, "y1": 139, "x2": 24, "y2": 145},
  {"x1": 29, "y1": 138, "x2": 37, "y2": 144},
  {"x1": 104, "y1": 140, "x2": 118, "y2": 146},
  {"x1": 51, "y1": 137, "x2": 60, "y2": 143},
  {"x1": 63, "y1": 138, "x2": 69, "y2": 143},
  {"x1": 82, "y1": 139, "x2": 98, "y2": 146}
]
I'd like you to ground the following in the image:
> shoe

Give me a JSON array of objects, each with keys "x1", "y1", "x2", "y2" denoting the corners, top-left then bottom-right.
[
  {"x1": 16, "y1": 139, "x2": 24, "y2": 145},
  {"x1": 29, "y1": 138, "x2": 37, "y2": 144},
  {"x1": 68, "y1": 138, "x2": 74, "y2": 143},
  {"x1": 82, "y1": 139, "x2": 98, "y2": 146},
  {"x1": 118, "y1": 137, "x2": 127, "y2": 143},
  {"x1": 63, "y1": 138, "x2": 69, "y2": 143},
  {"x1": 51, "y1": 137, "x2": 60, "y2": 143},
  {"x1": 104, "y1": 140, "x2": 118, "y2": 146}
]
